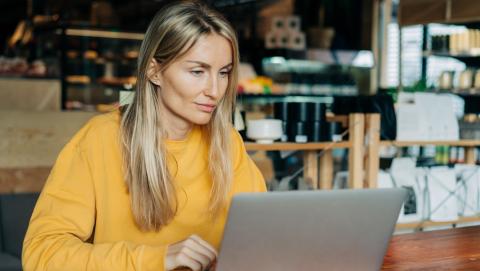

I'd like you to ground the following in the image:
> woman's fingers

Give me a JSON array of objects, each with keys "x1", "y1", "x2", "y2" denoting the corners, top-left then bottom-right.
[
  {"x1": 207, "y1": 259, "x2": 217, "y2": 271},
  {"x1": 184, "y1": 236, "x2": 217, "y2": 262},
  {"x1": 182, "y1": 246, "x2": 211, "y2": 270},
  {"x1": 166, "y1": 235, "x2": 218, "y2": 271},
  {"x1": 190, "y1": 235, "x2": 218, "y2": 258},
  {"x1": 176, "y1": 252, "x2": 202, "y2": 271}
]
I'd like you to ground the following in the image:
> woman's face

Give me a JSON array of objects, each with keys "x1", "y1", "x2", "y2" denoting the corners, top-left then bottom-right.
[{"x1": 152, "y1": 33, "x2": 233, "y2": 129}]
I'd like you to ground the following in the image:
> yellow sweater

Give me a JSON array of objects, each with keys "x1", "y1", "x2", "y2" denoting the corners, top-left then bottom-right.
[{"x1": 22, "y1": 110, "x2": 266, "y2": 271}]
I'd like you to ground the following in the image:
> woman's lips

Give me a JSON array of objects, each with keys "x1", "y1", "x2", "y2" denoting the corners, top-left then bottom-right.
[{"x1": 195, "y1": 103, "x2": 216, "y2": 113}]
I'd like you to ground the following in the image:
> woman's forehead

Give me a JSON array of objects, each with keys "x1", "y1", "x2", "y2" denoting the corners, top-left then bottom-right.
[{"x1": 175, "y1": 34, "x2": 232, "y2": 66}]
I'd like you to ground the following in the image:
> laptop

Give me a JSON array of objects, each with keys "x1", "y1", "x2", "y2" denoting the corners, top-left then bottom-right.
[{"x1": 216, "y1": 188, "x2": 407, "y2": 271}]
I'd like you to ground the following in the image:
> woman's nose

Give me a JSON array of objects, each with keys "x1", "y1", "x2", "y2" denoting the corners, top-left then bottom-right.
[{"x1": 204, "y1": 75, "x2": 220, "y2": 99}]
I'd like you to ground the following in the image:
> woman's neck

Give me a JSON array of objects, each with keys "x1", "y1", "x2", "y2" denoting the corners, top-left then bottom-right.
[
  {"x1": 160, "y1": 108, "x2": 192, "y2": 140},
  {"x1": 165, "y1": 122, "x2": 192, "y2": 140}
]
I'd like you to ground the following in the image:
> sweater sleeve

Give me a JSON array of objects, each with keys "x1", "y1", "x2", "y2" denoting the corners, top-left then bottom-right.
[
  {"x1": 231, "y1": 129, "x2": 267, "y2": 193},
  {"x1": 22, "y1": 127, "x2": 167, "y2": 271}
]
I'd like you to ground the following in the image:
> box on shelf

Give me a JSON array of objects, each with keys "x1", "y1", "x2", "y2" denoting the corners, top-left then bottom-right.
[
  {"x1": 378, "y1": 157, "x2": 480, "y2": 225},
  {"x1": 264, "y1": 15, "x2": 305, "y2": 50},
  {"x1": 396, "y1": 93, "x2": 460, "y2": 141}
]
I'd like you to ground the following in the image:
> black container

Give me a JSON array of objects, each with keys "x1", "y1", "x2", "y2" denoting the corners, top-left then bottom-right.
[
  {"x1": 309, "y1": 103, "x2": 327, "y2": 141},
  {"x1": 277, "y1": 102, "x2": 329, "y2": 142},
  {"x1": 280, "y1": 121, "x2": 288, "y2": 141},
  {"x1": 311, "y1": 102, "x2": 327, "y2": 122},
  {"x1": 320, "y1": 121, "x2": 344, "y2": 141},
  {"x1": 287, "y1": 121, "x2": 308, "y2": 143},
  {"x1": 308, "y1": 120, "x2": 343, "y2": 142},
  {"x1": 310, "y1": 121, "x2": 322, "y2": 142},
  {"x1": 273, "y1": 102, "x2": 289, "y2": 141},
  {"x1": 273, "y1": 102, "x2": 289, "y2": 121},
  {"x1": 288, "y1": 102, "x2": 312, "y2": 122}
]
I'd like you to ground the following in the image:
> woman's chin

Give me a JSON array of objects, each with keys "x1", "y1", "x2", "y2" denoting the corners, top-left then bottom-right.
[{"x1": 190, "y1": 116, "x2": 213, "y2": 126}]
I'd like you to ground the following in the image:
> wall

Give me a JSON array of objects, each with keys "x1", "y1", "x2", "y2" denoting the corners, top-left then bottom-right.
[{"x1": 0, "y1": 110, "x2": 96, "y2": 193}]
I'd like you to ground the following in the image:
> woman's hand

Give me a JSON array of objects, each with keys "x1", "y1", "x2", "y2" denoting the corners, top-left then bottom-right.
[{"x1": 165, "y1": 235, "x2": 218, "y2": 271}]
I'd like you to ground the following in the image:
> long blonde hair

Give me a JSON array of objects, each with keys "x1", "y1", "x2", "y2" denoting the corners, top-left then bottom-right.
[{"x1": 120, "y1": 1, "x2": 239, "y2": 231}]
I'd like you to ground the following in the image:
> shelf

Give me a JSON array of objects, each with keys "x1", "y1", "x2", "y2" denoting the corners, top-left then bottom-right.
[
  {"x1": 63, "y1": 28, "x2": 144, "y2": 41},
  {"x1": 238, "y1": 93, "x2": 330, "y2": 98},
  {"x1": 424, "y1": 50, "x2": 480, "y2": 58},
  {"x1": 245, "y1": 141, "x2": 351, "y2": 151},
  {"x1": 65, "y1": 75, "x2": 91, "y2": 84},
  {"x1": 65, "y1": 76, "x2": 136, "y2": 90},
  {"x1": 380, "y1": 140, "x2": 480, "y2": 147},
  {"x1": 399, "y1": 0, "x2": 480, "y2": 26},
  {"x1": 423, "y1": 50, "x2": 480, "y2": 67},
  {"x1": 56, "y1": 25, "x2": 143, "y2": 110},
  {"x1": 97, "y1": 77, "x2": 136, "y2": 87},
  {"x1": 396, "y1": 216, "x2": 480, "y2": 230},
  {"x1": 237, "y1": 93, "x2": 354, "y2": 98},
  {"x1": 66, "y1": 54, "x2": 138, "y2": 62},
  {"x1": 435, "y1": 89, "x2": 480, "y2": 95},
  {"x1": 262, "y1": 50, "x2": 374, "y2": 75},
  {"x1": 0, "y1": 75, "x2": 59, "y2": 81},
  {"x1": 236, "y1": 93, "x2": 334, "y2": 105}
]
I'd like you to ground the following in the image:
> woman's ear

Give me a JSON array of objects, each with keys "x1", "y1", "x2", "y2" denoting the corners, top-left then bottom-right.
[{"x1": 147, "y1": 58, "x2": 162, "y2": 86}]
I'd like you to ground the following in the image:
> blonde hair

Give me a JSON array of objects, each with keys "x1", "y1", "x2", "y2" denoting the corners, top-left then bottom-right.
[{"x1": 120, "y1": 1, "x2": 239, "y2": 231}]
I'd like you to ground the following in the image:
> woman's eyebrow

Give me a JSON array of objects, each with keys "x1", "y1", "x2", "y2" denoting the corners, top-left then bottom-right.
[
  {"x1": 185, "y1": 60, "x2": 210, "y2": 68},
  {"x1": 222, "y1": 63, "x2": 233, "y2": 70},
  {"x1": 185, "y1": 60, "x2": 233, "y2": 69}
]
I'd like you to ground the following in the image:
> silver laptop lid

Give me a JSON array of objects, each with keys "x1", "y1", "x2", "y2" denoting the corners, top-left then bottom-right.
[{"x1": 216, "y1": 188, "x2": 407, "y2": 271}]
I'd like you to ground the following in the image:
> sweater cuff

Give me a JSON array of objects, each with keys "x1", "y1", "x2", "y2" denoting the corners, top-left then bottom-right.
[{"x1": 141, "y1": 245, "x2": 167, "y2": 271}]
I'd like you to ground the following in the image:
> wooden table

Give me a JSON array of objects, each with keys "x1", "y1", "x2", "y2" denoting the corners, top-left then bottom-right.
[
  {"x1": 178, "y1": 226, "x2": 480, "y2": 271},
  {"x1": 382, "y1": 226, "x2": 480, "y2": 270}
]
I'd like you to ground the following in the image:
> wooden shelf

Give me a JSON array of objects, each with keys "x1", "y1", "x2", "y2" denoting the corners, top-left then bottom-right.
[
  {"x1": 243, "y1": 113, "x2": 365, "y2": 190},
  {"x1": 326, "y1": 115, "x2": 348, "y2": 127},
  {"x1": 423, "y1": 50, "x2": 480, "y2": 58},
  {"x1": 396, "y1": 216, "x2": 480, "y2": 230},
  {"x1": 245, "y1": 141, "x2": 351, "y2": 151},
  {"x1": 380, "y1": 140, "x2": 480, "y2": 147},
  {"x1": 64, "y1": 28, "x2": 144, "y2": 40}
]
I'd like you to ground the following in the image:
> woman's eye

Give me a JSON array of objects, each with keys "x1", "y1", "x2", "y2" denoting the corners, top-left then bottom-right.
[
  {"x1": 191, "y1": 70, "x2": 204, "y2": 76},
  {"x1": 219, "y1": 70, "x2": 230, "y2": 78}
]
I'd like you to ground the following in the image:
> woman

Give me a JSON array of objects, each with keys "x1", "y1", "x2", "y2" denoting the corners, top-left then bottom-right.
[{"x1": 22, "y1": 1, "x2": 266, "y2": 270}]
